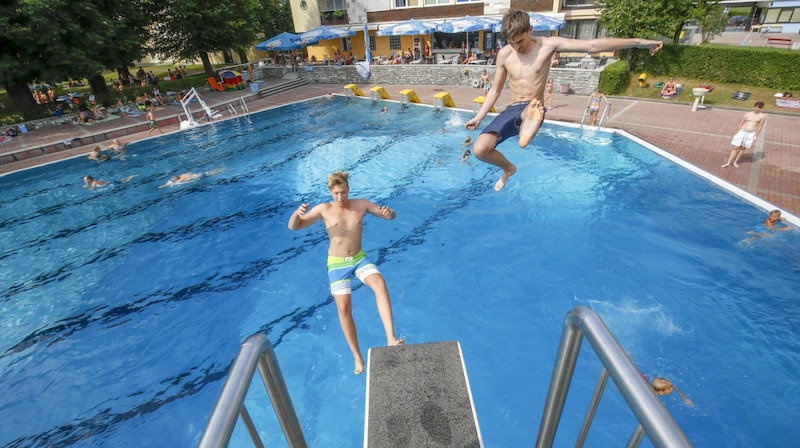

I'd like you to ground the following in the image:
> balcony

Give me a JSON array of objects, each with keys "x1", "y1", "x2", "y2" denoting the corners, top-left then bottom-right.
[{"x1": 320, "y1": 10, "x2": 348, "y2": 26}]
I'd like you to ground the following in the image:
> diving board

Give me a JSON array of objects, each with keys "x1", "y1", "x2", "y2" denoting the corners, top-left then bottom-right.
[{"x1": 365, "y1": 341, "x2": 483, "y2": 448}]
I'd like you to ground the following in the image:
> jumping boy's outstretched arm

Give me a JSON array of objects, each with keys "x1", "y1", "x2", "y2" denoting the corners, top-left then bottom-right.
[{"x1": 544, "y1": 36, "x2": 663, "y2": 56}]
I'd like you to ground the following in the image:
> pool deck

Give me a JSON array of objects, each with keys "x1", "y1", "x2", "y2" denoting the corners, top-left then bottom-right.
[{"x1": 1, "y1": 80, "x2": 797, "y2": 218}]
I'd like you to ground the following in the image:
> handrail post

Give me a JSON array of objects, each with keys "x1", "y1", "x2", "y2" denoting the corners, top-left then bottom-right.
[
  {"x1": 256, "y1": 343, "x2": 307, "y2": 448},
  {"x1": 535, "y1": 315, "x2": 584, "y2": 447},
  {"x1": 198, "y1": 333, "x2": 307, "y2": 448},
  {"x1": 536, "y1": 307, "x2": 692, "y2": 448}
]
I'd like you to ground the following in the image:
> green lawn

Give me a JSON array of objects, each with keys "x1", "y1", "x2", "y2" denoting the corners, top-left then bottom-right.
[{"x1": 620, "y1": 73, "x2": 800, "y2": 115}]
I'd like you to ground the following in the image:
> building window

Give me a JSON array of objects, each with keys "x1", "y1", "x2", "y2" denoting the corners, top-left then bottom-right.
[
  {"x1": 341, "y1": 37, "x2": 352, "y2": 51},
  {"x1": 369, "y1": 36, "x2": 376, "y2": 51},
  {"x1": 424, "y1": 0, "x2": 449, "y2": 5},
  {"x1": 559, "y1": 19, "x2": 597, "y2": 40},
  {"x1": 562, "y1": 0, "x2": 595, "y2": 8},
  {"x1": 763, "y1": 7, "x2": 800, "y2": 23},
  {"x1": 389, "y1": 35, "x2": 401, "y2": 50},
  {"x1": 319, "y1": 0, "x2": 346, "y2": 12}
]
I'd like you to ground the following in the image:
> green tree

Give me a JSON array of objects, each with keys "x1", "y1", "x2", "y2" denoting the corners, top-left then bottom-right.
[
  {"x1": 258, "y1": 0, "x2": 294, "y2": 38},
  {"x1": 151, "y1": 0, "x2": 264, "y2": 77},
  {"x1": 0, "y1": 0, "x2": 152, "y2": 110},
  {"x1": 693, "y1": 2, "x2": 727, "y2": 44}
]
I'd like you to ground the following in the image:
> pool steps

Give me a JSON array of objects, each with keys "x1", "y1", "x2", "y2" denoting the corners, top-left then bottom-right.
[{"x1": 198, "y1": 307, "x2": 692, "y2": 447}]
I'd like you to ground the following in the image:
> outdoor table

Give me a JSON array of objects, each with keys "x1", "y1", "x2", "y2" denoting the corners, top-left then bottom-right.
[{"x1": 565, "y1": 62, "x2": 581, "y2": 69}]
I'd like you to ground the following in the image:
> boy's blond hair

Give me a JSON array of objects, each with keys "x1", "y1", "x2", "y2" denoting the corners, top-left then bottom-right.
[
  {"x1": 328, "y1": 170, "x2": 349, "y2": 189},
  {"x1": 501, "y1": 10, "x2": 531, "y2": 40}
]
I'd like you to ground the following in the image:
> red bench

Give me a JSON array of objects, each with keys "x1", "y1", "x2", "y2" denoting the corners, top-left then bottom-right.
[{"x1": 767, "y1": 37, "x2": 792, "y2": 47}]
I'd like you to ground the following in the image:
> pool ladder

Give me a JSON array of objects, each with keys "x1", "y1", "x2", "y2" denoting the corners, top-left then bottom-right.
[
  {"x1": 580, "y1": 103, "x2": 612, "y2": 128},
  {"x1": 198, "y1": 306, "x2": 691, "y2": 448}
]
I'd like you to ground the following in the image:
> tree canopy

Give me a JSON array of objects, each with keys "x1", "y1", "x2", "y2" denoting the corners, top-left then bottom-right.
[{"x1": 0, "y1": 0, "x2": 294, "y2": 111}]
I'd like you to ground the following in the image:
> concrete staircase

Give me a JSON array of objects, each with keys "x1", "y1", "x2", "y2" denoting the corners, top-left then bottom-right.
[{"x1": 257, "y1": 76, "x2": 309, "y2": 98}]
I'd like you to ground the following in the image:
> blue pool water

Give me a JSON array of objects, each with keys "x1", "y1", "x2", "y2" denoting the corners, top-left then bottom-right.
[{"x1": 1, "y1": 97, "x2": 798, "y2": 447}]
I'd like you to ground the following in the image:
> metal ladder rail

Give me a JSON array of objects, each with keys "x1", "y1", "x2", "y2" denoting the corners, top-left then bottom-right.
[
  {"x1": 198, "y1": 333, "x2": 307, "y2": 448},
  {"x1": 599, "y1": 104, "x2": 612, "y2": 128},
  {"x1": 536, "y1": 306, "x2": 692, "y2": 448},
  {"x1": 240, "y1": 97, "x2": 250, "y2": 115},
  {"x1": 579, "y1": 106, "x2": 589, "y2": 127},
  {"x1": 227, "y1": 103, "x2": 238, "y2": 117}
]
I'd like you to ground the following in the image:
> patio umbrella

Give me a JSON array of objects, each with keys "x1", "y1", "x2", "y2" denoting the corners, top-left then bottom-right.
[
  {"x1": 528, "y1": 12, "x2": 566, "y2": 31},
  {"x1": 376, "y1": 19, "x2": 437, "y2": 36},
  {"x1": 358, "y1": 22, "x2": 371, "y2": 81},
  {"x1": 255, "y1": 32, "x2": 306, "y2": 51},
  {"x1": 300, "y1": 25, "x2": 356, "y2": 45},
  {"x1": 436, "y1": 16, "x2": 494, "y2": 34}
]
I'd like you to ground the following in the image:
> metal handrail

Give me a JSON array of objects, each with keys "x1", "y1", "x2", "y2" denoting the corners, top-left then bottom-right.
[
  {"x1": 198, "y1": 333, "x2": 307, "y2": 448},
  {"x1": 536, "y1": 306, "x2": 692, "y2": 448}
]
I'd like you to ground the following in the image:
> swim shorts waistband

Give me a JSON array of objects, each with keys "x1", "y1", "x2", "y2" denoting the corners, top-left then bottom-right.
[{"x1": 327, "y1": 250, "x2": 367, "y2": 265}]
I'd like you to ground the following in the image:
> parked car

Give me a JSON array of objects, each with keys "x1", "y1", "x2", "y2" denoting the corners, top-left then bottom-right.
[{"x1": 728, "y1": 15, "x2": 749, "y2": 26}]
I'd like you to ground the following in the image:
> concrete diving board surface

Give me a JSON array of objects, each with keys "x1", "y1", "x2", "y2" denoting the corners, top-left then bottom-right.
[{"x1": 365, "y1": 341, "x2": 483, "y2": 448}]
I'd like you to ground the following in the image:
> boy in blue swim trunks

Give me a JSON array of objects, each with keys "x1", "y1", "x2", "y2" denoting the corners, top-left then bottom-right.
[
  {"x1": 466, "y1": 10, "x2": 663, "y2": 191},
  {"x1": 287, "y1": 170, "x2": 403, "y2": 374}
]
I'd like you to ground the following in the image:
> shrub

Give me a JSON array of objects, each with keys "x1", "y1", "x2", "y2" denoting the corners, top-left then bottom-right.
[{"x1": 599, "y1": 60, "x2": 630, "y2": 94}]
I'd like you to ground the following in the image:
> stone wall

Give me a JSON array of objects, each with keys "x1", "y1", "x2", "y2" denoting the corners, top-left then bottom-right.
[{"x1": 255, "y1": 64, "x2": 604, "y2": 96}]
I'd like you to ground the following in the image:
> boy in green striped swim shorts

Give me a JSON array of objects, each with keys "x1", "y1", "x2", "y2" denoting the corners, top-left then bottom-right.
[{"x1": 288, "y1": 170, "x2": 403, "y2": 374}]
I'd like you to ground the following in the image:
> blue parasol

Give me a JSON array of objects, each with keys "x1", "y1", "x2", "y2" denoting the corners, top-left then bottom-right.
[
  {"x1": 528, "y1": 12, "x2": 566, "y2": 31},
  {"x1": 358, "y1": 22, "x2": 372, "y2": 80},
  {"x1": 490, "y1": 13, "x2": 565, "y2": 33},
  {"x1": 376, "y1": 19, "x2": 437, "y2": 36},
  {"x1": 300, "y1": 25, "x2": 356, "y2": 45},
  {"x1": 255, "y1": 32, "x2": 306, "y2": 51},
  {"x1": 436, "y1": 16, "x2": 494, "y2": 34}
]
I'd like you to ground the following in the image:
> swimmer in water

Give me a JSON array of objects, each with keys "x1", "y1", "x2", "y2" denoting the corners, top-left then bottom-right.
[{"x1": 160, "y1": 168, "x2": 224, "y2": 187}]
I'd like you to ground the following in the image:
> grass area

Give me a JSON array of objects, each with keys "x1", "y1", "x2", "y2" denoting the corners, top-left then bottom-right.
[
  {"x1": 0, "y1": 64, "x2": 229, "y2": 126},
  {"x1": 619, "y1": 74, "x2": 800, "y2": 115}
]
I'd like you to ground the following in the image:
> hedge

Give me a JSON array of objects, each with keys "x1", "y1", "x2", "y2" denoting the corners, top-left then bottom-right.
[{"x1": 628, "y1": 44, "x2": 800, "y2": 91}]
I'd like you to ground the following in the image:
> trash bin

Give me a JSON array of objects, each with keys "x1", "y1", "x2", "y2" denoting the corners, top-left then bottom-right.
[
  {"x1": 18, "y1": 124, "x2": 28, "y2": 134},
  {"x1": 249, "y1": 82, "x2": 259, "y2": 93},
  {"x1": 559, "y1": 83, "x2": 570, "y2": 94},
  {"x1": 638, "y1": 73, "x2": 648, "y2": 87}
]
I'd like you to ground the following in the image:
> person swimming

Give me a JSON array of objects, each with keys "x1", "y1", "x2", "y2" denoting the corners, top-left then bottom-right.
[{"x1": 160, "y1": 168, "x2": 224, "y2": 188}]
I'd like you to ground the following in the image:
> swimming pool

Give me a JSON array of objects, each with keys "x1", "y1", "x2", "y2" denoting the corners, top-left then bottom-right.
[{"x1": 1, "y1": 96, "x2": 798, "y2": 447}]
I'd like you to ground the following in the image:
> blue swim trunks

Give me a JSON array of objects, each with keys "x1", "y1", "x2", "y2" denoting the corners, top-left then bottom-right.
[
  {"x1": 481, "y1": 101, "x2": 546, "y2": 145},
  {"x1": 327, "y1": 250, "x2": 381, "y2": 296}
]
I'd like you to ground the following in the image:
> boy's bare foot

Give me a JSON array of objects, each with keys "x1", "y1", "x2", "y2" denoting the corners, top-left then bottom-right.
[
  {"x1": 495, "y1": 164, "x2": 517, "y2": 192},
  {"x1": 518, "y1": 99, "x2": 545, "y2": 148},
  {"x1": 391, "y1": 339, "x2": 405, "y2": 346},
  {"x1": 733, "y1": 163, "x2": 739, "y2": 168},
  {"x1": 721, "y1": 163, "x2": 729, "y2": 168},
  {"x1": 354, "y1": 356, "x2": 365, "y2": 375}
]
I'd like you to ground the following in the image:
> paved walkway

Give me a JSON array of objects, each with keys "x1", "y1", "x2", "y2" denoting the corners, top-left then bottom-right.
[{"x1": 1, "y1": 80, "x2": 797, "y2": 218}]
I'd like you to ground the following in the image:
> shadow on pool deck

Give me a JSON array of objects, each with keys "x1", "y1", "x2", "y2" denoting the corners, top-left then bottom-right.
[{"x1": 1, "y1": 81, "x2": 797, "y2": 218}]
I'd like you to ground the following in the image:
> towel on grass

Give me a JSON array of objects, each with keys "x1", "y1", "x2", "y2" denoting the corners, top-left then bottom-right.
[{"x1": 732, "y1": 92, "x2": 751, "y2": 101}]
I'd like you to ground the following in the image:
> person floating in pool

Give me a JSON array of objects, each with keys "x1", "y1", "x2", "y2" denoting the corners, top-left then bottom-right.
[
  {"x1": 465, "y1": 9, "x2": 663, "y2": 191},
  {"x1": 287, "y1": 170, "x2": 403, "y2": 375},
  {"x1": 160, "y1": 168, "x2": 224, "y2": 187},
  {"x1": 106, "y1": 138, "x2": 126, "y2": 154},
  {"x1": 380, "y1": 106, "x2": 388, "y2": 115},
  {"x1": 650, "y1": 377, "x2": 695, "y2": 408},
  {"x1": 83, "y1": 175, "x2": 107, "y2": 190},
  {"x1": 87, "y1": 146, "x2": 109, "y2": 161}
]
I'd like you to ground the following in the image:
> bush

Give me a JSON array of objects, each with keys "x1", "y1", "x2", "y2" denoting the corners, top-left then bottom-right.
[
  {"x1": 599, "y1": 60, "x2": 630, "y2": 94},
  {"x1": 632, "y1": 44, "x2": 800, "y2": 90}
]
